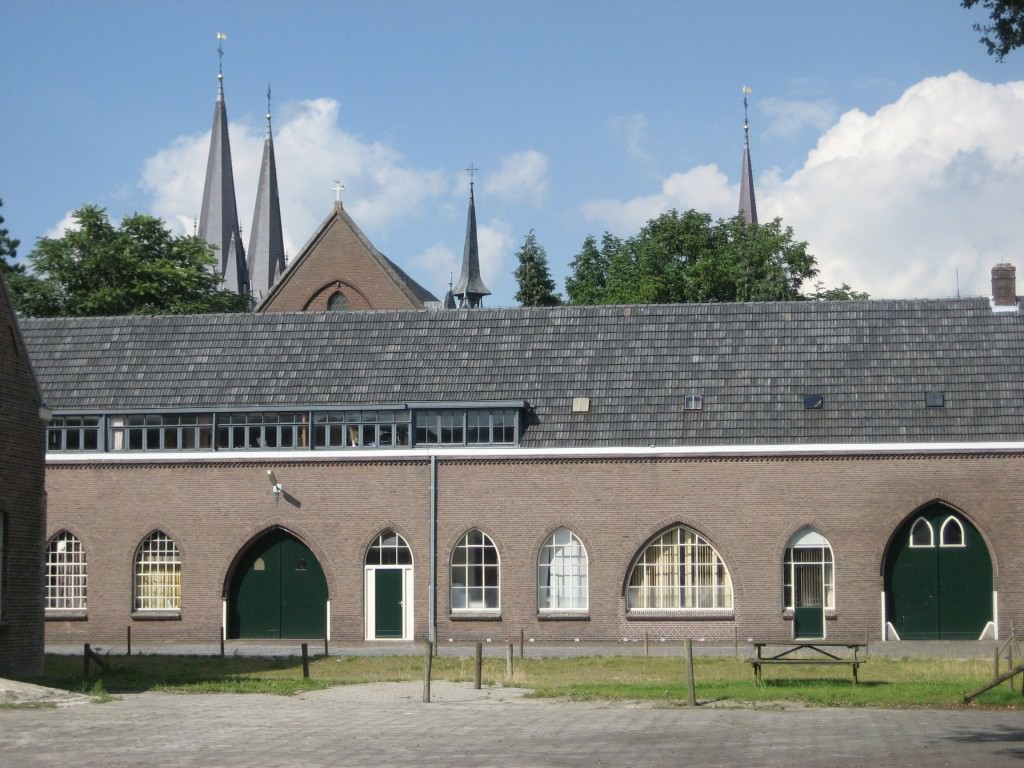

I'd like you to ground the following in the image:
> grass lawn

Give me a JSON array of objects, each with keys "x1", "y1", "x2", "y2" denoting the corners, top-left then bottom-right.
[{"x1": 31, "y1": 652, "x2": 1023, "y2": 709}]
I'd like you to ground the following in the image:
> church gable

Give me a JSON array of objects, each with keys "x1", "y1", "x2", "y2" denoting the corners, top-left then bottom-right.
[{"x1": 256, "y1": 203, "x2": 437, "y2": 312}]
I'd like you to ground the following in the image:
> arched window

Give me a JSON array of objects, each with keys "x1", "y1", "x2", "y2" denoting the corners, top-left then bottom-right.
[
  {"x1": 327, "y1": 291, "x2": 347, "y2": 311},
  {"x1": 627, "y1": 526, "x2": 732, "y2": 611},
  {"x1": 783, "y1": 528, "x2": 835, "y2": 610},
  {"x1": 366, "y1": 530, "x2": 413, "y2": 565},
  {"x1": 450, "y1": 529, "x2": 499, "y2": 611},
  {"x1": 538, "y1": 528, "x2": 588, "y2": 612},
  {"x1": 134, "y1": 531, "x2": 181, "y2": 611},
  {"x1": 909, "y1": 517, "x2": 934, "y2": 548},
  {"x1": 46, "y1": 531, "x2": 87, "y2": 611},
  {"x1": 940, "y1": 516, "x2": 965, "y2": 547}
]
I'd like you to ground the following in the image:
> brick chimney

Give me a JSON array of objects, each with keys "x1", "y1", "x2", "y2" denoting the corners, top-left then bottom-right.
[{"x1": 991, "y1": 263, "x2": 1017, "y2": 309}]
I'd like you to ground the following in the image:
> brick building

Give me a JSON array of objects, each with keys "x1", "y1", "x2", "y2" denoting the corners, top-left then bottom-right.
[
  {"x1": 0, "y1": 271, "x2": 47, "y2": 676},
  {"x1": 21, "y1": 267, "x2": 1024, "y2": 646}
]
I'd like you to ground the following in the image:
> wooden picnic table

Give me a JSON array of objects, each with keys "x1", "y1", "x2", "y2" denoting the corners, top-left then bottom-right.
[{"x1": 748, "y1": 639, "x2": 867, "y2": 686}]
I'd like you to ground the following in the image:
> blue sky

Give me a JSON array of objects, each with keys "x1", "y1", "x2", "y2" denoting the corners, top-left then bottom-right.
[{"x1": 4, "y1": 1, "x2": 1023, "y2": 306}]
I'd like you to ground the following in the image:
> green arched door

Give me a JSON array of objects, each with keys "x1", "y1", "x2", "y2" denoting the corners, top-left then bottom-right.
[
  {"x1": 885, "y1": 505, "x2": 992, "y2": 640},
  {"x1": 228, "y1": 530, "x2": 327, "y2": 639}
]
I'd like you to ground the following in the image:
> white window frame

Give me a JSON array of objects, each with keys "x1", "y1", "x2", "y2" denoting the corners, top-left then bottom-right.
[
  {"x1": 782, "y1": 528, "x2": 835, "y2": 611},
  {"x1": 627, "y1": 526, "x2": 733, "y2": 611},
  {"x1": 450, "y1": 529, "x2": 500, "y2": 612},
  {"x1": 538, "y1": 528, "x2": 589, "y2": 612},
  {"x1": 909, "y1": 517, "x2": 935, "y2": 548},
  {"x1": 46, "y1": 531, "x2": 87, "y2": 612},
  {"x1": 134, "y1": 532, "x2": 181, "y2": 612},
  {"x1": 939, "y1": 516, "x2": 966, "y2": 548}
]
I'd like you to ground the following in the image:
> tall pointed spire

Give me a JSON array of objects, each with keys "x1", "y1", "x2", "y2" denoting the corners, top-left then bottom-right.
[
  {"x1": 738, "y1": 86, "x2": 758, "y2": 226},
  {"x1": 453, "y1": 165, "x2": 490, "y2": 309},
  {"x1": 248, "y1": 84, "x2": 286, "y2": 298},
  {"x1": 198, "y1": 33, "x2": 249, "y2": 296}
]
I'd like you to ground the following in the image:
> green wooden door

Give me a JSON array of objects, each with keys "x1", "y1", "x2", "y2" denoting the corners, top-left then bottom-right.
[
  {"x1": 793, "y1": 563, "x2": 825, "y2": 639},
  {"x1": 229, "y1": 530, "x2": 327, "y2": 639},
  {"x1": 374, "y1": 569, "x2": 404, "y2": 639},
  {"x1": 885, "y1": 506, "x2": 991, "y2": 640}
]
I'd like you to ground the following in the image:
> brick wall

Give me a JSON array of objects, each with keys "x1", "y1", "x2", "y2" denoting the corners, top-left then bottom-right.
[
  {"x1": 42, "y1": 451, "x2": 1024, "y2": 647},
  {"x1": 0, "y1": 275, "x2": 46, "y2": 677},
  {"x1": 261, "y1": 207, "x2": 427, "y2": 312}
]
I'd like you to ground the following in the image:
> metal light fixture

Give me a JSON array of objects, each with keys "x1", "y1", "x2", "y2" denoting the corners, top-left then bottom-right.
[{"x1": 267, "y1": 469, "x2": 283, "y2": 495}]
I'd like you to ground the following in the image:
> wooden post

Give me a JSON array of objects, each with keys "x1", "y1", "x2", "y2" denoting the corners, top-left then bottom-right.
[
  {"x1": 474, "y1": 642, "x2": 483, "y2": 690},
  {"x1": 301, "y1": 643, "x2": 310, "y2": 679},
  {"x1": 644, "y1": 630, "x2": 649, "y2": 657},
  {"x1": 84, "y1": 643, "x2": 91, "y2": 678},
  {"x1": 324, "y1": 635, "x2": 329, "y2": 657},
  {"x1": 684, "y1": 638, "x2": 697, "y2": 707},
  {"x1": 506, "y1": 642, "x2": 514, "y2": 680},
  {"x1": 126, "y1": 626, "x2": 132, "y2": 657},
  {"x1": 520, "y1": 629, "x2": 525, "y2": 660},
  {"x1": 422, "y1": 641, "x2": 433, "y2": 703},
  {"x1": 995, "y1": 645, "x2": 1000, "y2": 681},
  {"x1": 220, "y1": 628, "x2": 225, "y2": 658},
  {"x1": 733, "y1": 625, "x2": 739, "y2": 658}
]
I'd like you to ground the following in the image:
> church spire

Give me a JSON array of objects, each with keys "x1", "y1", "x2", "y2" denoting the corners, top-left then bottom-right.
[
  {"x1": 453, "y1": 165, "x2": 491, "y2": 309},
  {"x1": 248, "y1": 84, "x2": 286, "y2": 298},
  {"x1": 198, "y1": 33, "x2": 249, "y2": 296},
  {"x1": 738, "y1": 86, "x2": 758, "y2": 226}
]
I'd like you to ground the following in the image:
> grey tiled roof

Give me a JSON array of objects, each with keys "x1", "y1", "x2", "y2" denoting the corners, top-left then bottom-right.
[{"x1": 19, "y1": 298, "x2": 1024, "y2": 448}]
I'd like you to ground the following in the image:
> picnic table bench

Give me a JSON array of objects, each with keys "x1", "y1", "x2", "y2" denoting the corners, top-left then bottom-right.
[{"x1": 747, "y1": 640, "x2": 867, "y2": 686}]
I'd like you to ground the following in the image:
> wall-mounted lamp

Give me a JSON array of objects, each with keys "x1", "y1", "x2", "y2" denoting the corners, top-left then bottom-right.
[{"x1": 267, "y1": 469, "x2": 283, "y2": 495}]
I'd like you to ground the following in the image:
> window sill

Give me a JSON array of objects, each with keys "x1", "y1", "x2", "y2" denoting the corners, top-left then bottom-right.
[
  {"x1": 131, "y1": 611, "x2": 181, "y2": 621},
  {"x1": 449, "y1": 612, "x2": 502, "y2": 622},
  {"x1": 46, "y1": 610, "x2": 88, "y2": 621},
  {"x1": 537, "y1": 612, "x2": 590, "y2": 622},
  {"x1": 782, "y1": 609, "x2": 838, "y2": 620},
  {"x1": 627, "y1": 610, "x2": 734, "y2": 621}
]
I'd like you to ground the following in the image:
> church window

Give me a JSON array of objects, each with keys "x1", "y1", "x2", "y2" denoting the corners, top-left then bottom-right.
[
  {"x1": 909, "y1": 517, "x2": 934, "y2": 548},
  {"x1": 367, "y1": 530, "x2": 413, "y2": 566},
  {"x1": 940, "y1": 516, "x2": 965, "y2": 547},
  {"x1": 327, "y1": 291, "x2": 347, "y2": 311},
  {"x1": 782, "y1": 528, "x2": 835, "y2": 610},
  {"x1": 46, "y1": 531, "x2": 87, "y2": 612}
]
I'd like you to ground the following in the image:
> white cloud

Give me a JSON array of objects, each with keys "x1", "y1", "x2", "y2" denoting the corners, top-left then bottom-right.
[
  {"x1": 765, "y1": 72, "x2": 1024, "y2": 299},
  {"x1": 759, "y1": 97, "x2": 837, "y2": 140},
  {"x1": 580, "y1": 73, "x2": 1024, "y2": 301},
  {"x1": 44, "y1": 210, "x2": 81, "y2": 239},
  {"x1": 579, "y1": 164, "x2": 734, "y2": 234},
  {"x1": 140, "y1": 97, "x2": 448, "y2": 261},
  {"x1": 482, "y1": 150, "x2": 549, "y2": 207}
]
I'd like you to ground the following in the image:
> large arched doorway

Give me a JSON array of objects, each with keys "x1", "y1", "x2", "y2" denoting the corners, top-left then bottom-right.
[
  {"x1": 228, "y1": 529, "x2": 327, "y2": 639},
  {"x1": 884, "y1": 503, "x2": 993, "y2": 640}
]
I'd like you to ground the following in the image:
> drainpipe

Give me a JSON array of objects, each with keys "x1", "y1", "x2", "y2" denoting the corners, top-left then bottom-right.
[{"x1": 429, "y1": 454, "x2": 438, "y2": 646}]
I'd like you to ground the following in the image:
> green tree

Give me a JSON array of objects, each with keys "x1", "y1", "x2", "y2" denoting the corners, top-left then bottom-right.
[
  {"x1": 513, "y1": 229, "x2": 561, "y2": 307},
  {"x1": 0, "y1": 198, "x2": 22, "y2": 275},
  {"x1": 10, "y1": 205, "x2": 250, "y2": 317},
  {"x1": 567, "y1": 209, "x2": 832, "y2": 305},
  {"x1": 806, "y1": 281, "x2": 870, "y2": 301},
  {"x1": 962, "y1": 0, "x2": 1024, "y2": 60}
]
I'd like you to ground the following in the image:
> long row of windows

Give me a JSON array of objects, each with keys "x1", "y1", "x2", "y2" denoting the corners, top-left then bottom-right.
[
  {"x1": 45, "y1": 525, "x2": 839, "y2": 617},
  {"x1": 47, "y1": 407, "x2": 521, "y2": 453}
]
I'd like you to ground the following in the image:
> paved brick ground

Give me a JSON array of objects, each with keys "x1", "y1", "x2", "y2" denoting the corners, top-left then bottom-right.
[{"x1": 2, "y1": 680, "x2": 1022, "y2": 767}]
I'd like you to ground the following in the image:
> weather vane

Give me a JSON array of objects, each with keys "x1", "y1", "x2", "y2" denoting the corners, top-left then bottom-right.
[
  {"x1": 742, "y1": 85, "x2": 752, "y2": 136},
  {"x1": 217, "y1": 32, "x2": 227, "y2": 80}
]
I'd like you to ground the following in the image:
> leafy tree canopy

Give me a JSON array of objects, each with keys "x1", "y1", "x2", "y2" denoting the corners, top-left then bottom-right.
[
  {"x1": 0, "y1": 197, "x2": 22, "y2": 275},
  {"x1": 962, "y1": 0, "x2": 1024, "y2": 60},
  {"x1": 566, "y1": 209, "x2": 860, "y2": 305},
  {"x1": 513, "y1": 229, "x2": 561, "y2": 307},
  {"x1": 10, "y1": 205, "x2": 250, "y2": 317}
]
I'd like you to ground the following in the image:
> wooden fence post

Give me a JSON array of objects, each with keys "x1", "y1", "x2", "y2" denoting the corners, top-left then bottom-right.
[
  {"x1": 422, "y1": 641, "x2": 433, "y2": 703},
  {"x1": 474, "y1": 642, "x2": 483, "y2": 690},
  {"x1": 301, "y1": 643, "x2": 310, "y2": 679},
  {"x1": 684, "y1": 638, "x2": 697, "y2": 707},
  {"x1": 506, "y1": 642, "x2": 514, "y2": 680}
]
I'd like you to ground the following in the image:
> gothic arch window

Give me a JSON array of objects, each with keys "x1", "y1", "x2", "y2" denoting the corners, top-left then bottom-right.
[
  {"x1": 450, "y1": 529, "x2": 499, "y2": 612},
  {"x1": 327, "y1": 291, "x2": 347, "y2": 311},
  {"x1": 940, "y1": 516, "x2": 965, "y2": 548},
  {"x1": 909, "y1": 517, "x2": 934, "y2": 548},
  {"x1": 366, "y1": 530, "x2": 413, "y2": 566},
  {"x1": 626, "y1": 526, "x2": 732, "y2": 611},
  {"x1": 134, "y1": 531, "x2": 181, "y2": 611},
  {"x1": 46, "y1": 531, "x2": 87, "y2": 611},
  {"x1": 538, "y1": 528, "x2": 588, "y2": 612}
]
